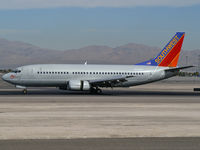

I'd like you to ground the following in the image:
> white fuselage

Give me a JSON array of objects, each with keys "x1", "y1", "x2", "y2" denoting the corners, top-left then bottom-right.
[{"x1": 2, "y1": 64, "x2": 175, "y2": 89}]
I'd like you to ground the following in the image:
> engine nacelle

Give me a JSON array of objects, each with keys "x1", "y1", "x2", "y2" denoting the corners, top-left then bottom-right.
[{"x1": 68, "y1": 80, "x2": 90, "y2": 91}]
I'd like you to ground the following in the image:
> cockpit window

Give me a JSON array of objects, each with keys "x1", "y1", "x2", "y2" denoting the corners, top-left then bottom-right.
[{"x1": 11, "y1": 69, "x2": 21, "y2": 73}]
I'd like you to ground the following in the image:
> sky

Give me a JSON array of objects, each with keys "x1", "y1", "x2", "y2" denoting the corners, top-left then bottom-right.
[{"x1": 0, "y1": 0, "x2": 200, "y2": 50}]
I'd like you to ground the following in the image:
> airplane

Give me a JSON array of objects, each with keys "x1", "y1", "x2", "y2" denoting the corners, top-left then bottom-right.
[{"x1": 2, "y1": 32, "x2": 192, "y2": 94}]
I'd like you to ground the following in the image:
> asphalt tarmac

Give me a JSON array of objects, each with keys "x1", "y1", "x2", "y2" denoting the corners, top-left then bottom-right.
[
  {"x1": 1, "y1": 138, "x2": 200, "y2": 150},
  {"x1": 0, "y1": 76, "x2": 200, "y2": 150}
]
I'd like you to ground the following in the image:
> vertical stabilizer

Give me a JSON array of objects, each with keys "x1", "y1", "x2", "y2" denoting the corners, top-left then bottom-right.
[{"x1": 136, "y1": 32, "x2": 185, "y2": 67}]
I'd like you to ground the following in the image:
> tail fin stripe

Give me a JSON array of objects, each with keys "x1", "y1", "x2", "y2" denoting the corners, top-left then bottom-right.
[{"x1": 168, "y1": 51, "x2": 181, "y2": 67}]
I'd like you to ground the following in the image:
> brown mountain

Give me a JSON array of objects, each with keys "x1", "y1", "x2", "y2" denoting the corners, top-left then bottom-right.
[{"x1": 0, "y1": 38, "x2": 199, "y2": 69}]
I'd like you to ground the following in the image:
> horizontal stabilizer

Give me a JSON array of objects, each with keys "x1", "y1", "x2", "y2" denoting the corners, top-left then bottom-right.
[{"x1": 165, "y1": 66, "x2": 194, "y2": 72}]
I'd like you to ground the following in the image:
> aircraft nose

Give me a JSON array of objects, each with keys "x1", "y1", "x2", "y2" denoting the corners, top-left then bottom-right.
[{"x1": 2, "y1": 73, "x2": 9, "y2": 81}]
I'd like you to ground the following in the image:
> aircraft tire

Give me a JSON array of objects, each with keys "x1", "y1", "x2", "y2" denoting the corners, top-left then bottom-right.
[
  {"x1": 23, "y1": 89, "x2": 27, "y2": 94},
  {"x1": 90, "y1": 87, "x2": 102, "y2": 94},
  {"x1": 96, "y1": 89, "x2": 102, "y2": 94}
]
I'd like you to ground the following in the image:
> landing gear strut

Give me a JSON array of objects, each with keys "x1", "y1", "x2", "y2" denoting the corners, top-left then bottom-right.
[{"x1": 90, "y1": 87, "x2": 102, "y2": 94}]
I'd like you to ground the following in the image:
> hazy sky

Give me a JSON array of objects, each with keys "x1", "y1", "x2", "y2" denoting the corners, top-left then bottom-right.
[{"x1": 0, "y1": 0, "x2": 200, "y2": 50}]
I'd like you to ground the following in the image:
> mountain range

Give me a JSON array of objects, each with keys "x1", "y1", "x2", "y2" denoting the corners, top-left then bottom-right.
[{"x1": 0, "y1": 38, "x2": 200, "y2": 69}]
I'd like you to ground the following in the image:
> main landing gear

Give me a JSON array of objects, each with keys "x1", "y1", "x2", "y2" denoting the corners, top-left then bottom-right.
[{"x1": 90, "y1": 87, "x2": 102, "y2": 94}]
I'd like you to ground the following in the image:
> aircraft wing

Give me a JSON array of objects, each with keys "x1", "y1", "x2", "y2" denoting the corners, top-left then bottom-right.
[{"x1": 89, "y1": 76, "x2": 134, "y2": 87}]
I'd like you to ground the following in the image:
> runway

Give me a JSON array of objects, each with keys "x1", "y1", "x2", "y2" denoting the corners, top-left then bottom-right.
[
  {"x1": 1, "y1": 138, "x2": 200, "y2": 150},
  {"x1": 0, "y1": 89, "x2": 200, "y2": 139},
  {"x1": 0, "y1": 76, "x2": 200, "y2": 149}
]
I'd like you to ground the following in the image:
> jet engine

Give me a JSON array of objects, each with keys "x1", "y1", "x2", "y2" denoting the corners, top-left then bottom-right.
[{"x1": 68, "y1": 80, "x2": 90, "y2": 91}]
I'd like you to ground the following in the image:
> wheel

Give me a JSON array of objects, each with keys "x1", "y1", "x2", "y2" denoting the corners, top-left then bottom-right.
[
  {"x1": 90, "y1": 87, "x2": 102, "y2": 94},
  {"x1": 23, "y1": 89, "x2": 27, "y2": 94},
  {"x1": 90, "y1": 87, "x2": 96, "y2": 94},
  {"x1": 96, "y1": 89, "x2": 102, "y2": 94}
]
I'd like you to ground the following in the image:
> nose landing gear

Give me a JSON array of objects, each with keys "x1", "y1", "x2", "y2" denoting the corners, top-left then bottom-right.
[
  {"x1": 15, "y1": 85, "x2": 27, "y2": 94},
  {"x1": 23, "y1": 89, "x2": 27, "y2": 94}
]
